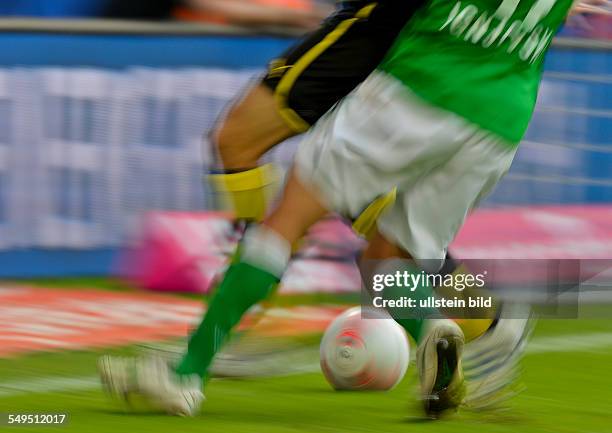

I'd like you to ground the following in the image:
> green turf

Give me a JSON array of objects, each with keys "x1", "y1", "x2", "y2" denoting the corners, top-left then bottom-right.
[
  {"x1": 12, "y1": 277, "x2": 138, "y2": 293},
  {"x1": 1, "y1": 318, "x2": 611, "y2": 433},
  {"x1": 1, "y1": 281, "x2": 611, "y2": 433},
  {"x1": 10, "y1": 277, "x2": 360, "y2": 306}
]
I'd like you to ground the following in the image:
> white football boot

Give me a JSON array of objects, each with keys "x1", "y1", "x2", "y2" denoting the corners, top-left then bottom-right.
[
  {"x1": 98, "y1": 355, "x2": 204, "y2": 416},
  {"x1": 463, "y1": 303, "x2": 534, "y2": 410},
  {"x1": 416, "y1": 319, "x2": 466, "y2": 418}
]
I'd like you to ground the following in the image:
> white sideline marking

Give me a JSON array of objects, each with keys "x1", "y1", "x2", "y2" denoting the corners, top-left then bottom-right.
[
  {"x1": 526, "y1": 332, "x2": 612, "y2": 354},
  {"x1": 2, "y1": 332, "x2": 612, "y2": 398},
  {"x1": 0, "y1": 376, "x2": 98, "y2": 398}
]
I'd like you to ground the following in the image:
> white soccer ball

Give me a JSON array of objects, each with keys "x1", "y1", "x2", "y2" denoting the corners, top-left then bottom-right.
[{"x1": 320, "y1": 306, "x2": 410, "y2": 390}]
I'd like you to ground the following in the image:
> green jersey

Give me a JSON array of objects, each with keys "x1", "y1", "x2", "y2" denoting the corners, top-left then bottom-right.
[{"x1": 379, "y1": 0, "x2": 572, "y2": 144}]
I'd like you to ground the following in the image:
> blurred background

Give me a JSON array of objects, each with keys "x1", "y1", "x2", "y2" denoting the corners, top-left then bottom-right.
[
  {"x1": 0, "y1": 3, "x2": 610, "y2": 432},
  {"x1": 0, "y1": 0, "x2": 342, "y2": 280}
]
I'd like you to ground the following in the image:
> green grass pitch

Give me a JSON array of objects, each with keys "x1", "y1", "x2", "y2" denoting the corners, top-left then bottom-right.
[{"x1": 1, "y1": 281, "x2": 611, "y2": 433}]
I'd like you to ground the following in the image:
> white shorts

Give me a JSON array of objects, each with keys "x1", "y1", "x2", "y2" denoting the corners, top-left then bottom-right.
[{"x1": 295, "y1": 71, "x2": 517, "y2": 270}]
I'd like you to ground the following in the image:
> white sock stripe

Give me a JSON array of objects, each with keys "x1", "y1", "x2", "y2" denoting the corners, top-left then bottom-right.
[{"x1": 241, "y1": 226, "x2": 291, "y2": 277}]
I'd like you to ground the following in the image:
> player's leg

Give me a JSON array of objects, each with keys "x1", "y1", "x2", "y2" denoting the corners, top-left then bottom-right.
[
  {"x1": 99, "y1": 172, "x2": 330, "y2": 416},
  {"x1": 360, "y1": 230, "x2": 466, "y2": 417},
  {"x1": 174, "y1": 172, "x2": 328, "y2": 380}
]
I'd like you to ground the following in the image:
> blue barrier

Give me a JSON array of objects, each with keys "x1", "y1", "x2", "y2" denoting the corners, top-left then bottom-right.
[
  {"x1": 0, "y1": 1, "x2": 107, "y2": 17},
  {"x1": 491, "y1": 45, "x2": 612, "y2": 206},
  {"x1": 0, "y1": 32, "x2": 294, "y2": 68}
]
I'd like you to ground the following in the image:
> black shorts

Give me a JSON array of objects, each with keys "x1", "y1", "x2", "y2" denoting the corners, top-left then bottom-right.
[{"x1": 262, "y1": 1, "x2": 422, "y2": 131}]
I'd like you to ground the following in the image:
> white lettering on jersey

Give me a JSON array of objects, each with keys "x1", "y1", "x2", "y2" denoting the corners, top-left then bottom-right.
[{"x1": 440, "y1": 0, "x2": 559, "y2": 64}]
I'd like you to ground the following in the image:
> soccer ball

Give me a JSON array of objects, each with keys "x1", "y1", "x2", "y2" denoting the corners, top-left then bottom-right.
[{"x1": 320, "y1": 306, "x2": 410, "y2": 390}]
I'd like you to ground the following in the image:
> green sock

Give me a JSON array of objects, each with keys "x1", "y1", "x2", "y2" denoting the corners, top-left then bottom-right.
[
  {"x1": 376, "y1": 260, "x2": 442, "y2": 343},
  {"x1": 175, "y1": 227, "x2": 288, "y2": 379}
]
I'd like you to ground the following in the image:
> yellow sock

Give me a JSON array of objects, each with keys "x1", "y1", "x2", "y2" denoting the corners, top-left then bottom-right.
[{"x1": 209, "y1": 164, "x2": 280, "y2": 222}]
